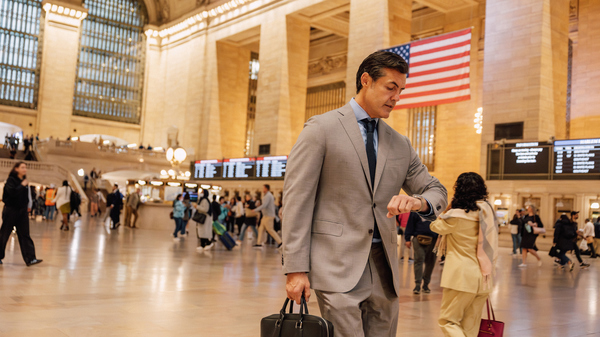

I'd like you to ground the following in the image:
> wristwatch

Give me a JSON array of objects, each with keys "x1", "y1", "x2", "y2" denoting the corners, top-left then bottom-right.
[{"x1": 411, "y1": 194, "x2": 427, "y2": 213}]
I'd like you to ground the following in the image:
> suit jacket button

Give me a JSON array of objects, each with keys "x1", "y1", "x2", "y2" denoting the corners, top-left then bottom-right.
[{"x1": 368, "y1": 229, "x2": 374, "y2": 234}]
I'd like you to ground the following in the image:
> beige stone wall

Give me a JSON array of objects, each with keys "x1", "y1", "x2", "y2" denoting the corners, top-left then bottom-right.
[
  {"x1": 216, "y1": 41, "x2": 251, "y2": 158},
  {"x1": 570, "y1": 0, "x2": 600, "y2": 138}
]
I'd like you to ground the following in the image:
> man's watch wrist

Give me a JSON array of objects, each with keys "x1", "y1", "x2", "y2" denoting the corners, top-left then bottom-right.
[{"x1": 411, "y1": 195, "x2": 426, "y2": 213}]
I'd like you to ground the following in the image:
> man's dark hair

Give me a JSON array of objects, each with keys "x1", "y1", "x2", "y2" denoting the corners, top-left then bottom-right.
[
  {"x1": 212, "y1": 195, "x2": 217, "y2": 201},
  {"x1": 356, "y1": 51, "x2": 408, "y2": 94},
  {"x1": 264, "y1": 184, "x2": 270, "y2": 191}
]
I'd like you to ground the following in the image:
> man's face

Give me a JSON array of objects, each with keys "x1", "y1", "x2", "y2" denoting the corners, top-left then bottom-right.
[
  {"x1": 360, "y1": 68, "x2": 406, "y2": 119},
  {"x1": 573, "y1": 214, "x2": 579, "y2": 221},
  {"x1": 263, "y1": 186, "x2": 268, "y2": 194}
]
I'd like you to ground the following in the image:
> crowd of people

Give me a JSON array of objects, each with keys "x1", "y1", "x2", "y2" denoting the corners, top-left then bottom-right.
[{"x1": 168, "y1": 184, "x2": 284, "y2": 253}]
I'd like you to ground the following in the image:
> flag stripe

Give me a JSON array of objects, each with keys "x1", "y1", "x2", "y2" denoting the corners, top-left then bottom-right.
[
  {"x1": 405, "y1": 73, "x2": 470, "y2": 89},
  {"x1": 406, "y1": 68, "x2": 470, "y2": 87},
  {"x1": 410, "y1": 28, "x2": 471, "y2": 48},
  {"x1": 410, "y1": 55, "x2": 470, "y2": 74},
  {"x1": 410, "y1": 61, "x2": 470, "y2": 78},
  {"x1": 400, "y1": 84, "x2": 471, "y2": 99},
  {"x1": 396, "y1": 89, "x2": 471, "y2": 105},
  {"x1": 410, "y1": 50, "x2": 471, "y2": 68},
  {"x1": 395, "y1": 95, "x2": 472, "y2": 109},
  {"x1": 411, "y1": 39, "x2": 471, "y2": 57},
  {"x1": 403, "y1": 77, "x2": 470, "y2": 95}
]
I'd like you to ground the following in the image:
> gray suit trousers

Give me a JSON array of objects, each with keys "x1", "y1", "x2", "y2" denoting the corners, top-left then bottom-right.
[{"x1": 315, "y1": 243, "x2": 399, "y2": 337}]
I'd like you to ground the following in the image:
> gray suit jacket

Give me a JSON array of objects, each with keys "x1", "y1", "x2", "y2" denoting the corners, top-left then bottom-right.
[{"x1": 282, "y1": 103, "x2": 448, "y2": 295}]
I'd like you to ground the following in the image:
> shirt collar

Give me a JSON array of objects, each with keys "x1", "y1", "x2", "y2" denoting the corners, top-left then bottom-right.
[{"x1": 350, "y1": 98, "x2": 379, "y2": 125}]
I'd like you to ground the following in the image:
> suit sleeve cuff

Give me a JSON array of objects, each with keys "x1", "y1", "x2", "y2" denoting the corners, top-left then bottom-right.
[{"x1": 417, "y1": 198, "x2": 435, "y2": 218}]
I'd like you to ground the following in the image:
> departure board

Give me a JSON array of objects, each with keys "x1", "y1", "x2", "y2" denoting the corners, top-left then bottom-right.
[
  {"x1": 503, "y1": 142, "x2": 550, "y2": 174},
  {"x1": 554, "y1": 138, "x2": 600, "y2": 174},
  {"x1": 193, "y1": 159, "x2": 223, "y2": 179},
  {"x1": 255, "y1": 156, "x2": 287, "y2": 179},
  {"x1": 222, "y1": 158, "x2": 256, "y2": 179}
]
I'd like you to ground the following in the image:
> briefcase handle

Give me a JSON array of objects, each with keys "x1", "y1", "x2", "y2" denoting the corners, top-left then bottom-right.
[{"x1": 276, "y1": 295, "x2": 309, "y2": 329}]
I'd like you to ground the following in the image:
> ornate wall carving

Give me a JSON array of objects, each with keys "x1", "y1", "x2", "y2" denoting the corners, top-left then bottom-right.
[{"x1": 308, "y1": 54, "x2": 347, "y2": 77}]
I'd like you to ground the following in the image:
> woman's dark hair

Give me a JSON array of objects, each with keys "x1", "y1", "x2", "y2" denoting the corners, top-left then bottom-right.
[
  {"x1": 451, "y1": 172, "x2": 488, "y2": 213},
  {"x1": 183, "y1": 192, "x2": 190, "y2": 200},
  {"x1": 356, "y1": 51, "x2": 409, "y2": 94},
  {"x1": 9, "y1": 161, "x2": 25, "y2": 177},
  {"x1": 176, "y1": 194, "x2": 182, "y2": 201},
  {"x1": 62, "y1": 180, "x2": 69, "y2": 186},
  {"x1": 236, "y1": 196, "x2": 242, "y2": 202},
  {"x1": 202, "y1": 189, "x2": 209, "y2": 198}
]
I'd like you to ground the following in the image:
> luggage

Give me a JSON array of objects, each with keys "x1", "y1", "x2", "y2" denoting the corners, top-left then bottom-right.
[
  {"x1": 219, "y1": 231, "x2": 236, "y2": 250},
  {"x1": 213, "y1": 221, "x2": 227, "y2": 235},
  {"x1": 261, "y1": 296, "x2": 334, "y2": 337}
]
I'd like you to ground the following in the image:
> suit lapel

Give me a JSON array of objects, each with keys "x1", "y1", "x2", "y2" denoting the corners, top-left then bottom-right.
[
  {"x1": 337, "y1": 104, "x2": 372, "y2": 191},
  {"x1": 373, "y1": 120, "x2": 391, "y2": 195}
]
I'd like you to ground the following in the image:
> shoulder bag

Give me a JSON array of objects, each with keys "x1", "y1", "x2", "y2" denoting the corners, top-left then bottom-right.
[
  {"x1": 478, "y1": 299, "x2": 504, "y2": 337},
  {"x1": 261, "y1": 295, "x2": 334, "y2": 337},
  {"x1": 416, "y1": 235, "x2": 433, "y2": 245}
]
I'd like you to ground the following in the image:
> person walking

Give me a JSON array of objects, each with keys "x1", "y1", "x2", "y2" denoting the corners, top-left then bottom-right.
[
  {"x1": 594, "y1": 218, "x2": 600, "y2": 257},
  {"x1": 283, "y1": 51, "x2": 447, "y2": 337},
  {"x1": 124, "y1": 188, "x2": 141, "y2": 228},
  {"x1": 106, "y1": 184, "x2": 123, "y2": 230},
  {"x1": 195, "y1": 189, "x2": 213, "y2": 251},
  {"x1": 553, "y1": 214, "x2": 577, "y2": 271},
  {"x1": 430, "y1": 172, "x2": 498, "y2": 337},
  {"x1": 404, "y1": 216, "x2": 438, "y2": 294},
  {"x1": 44, "y1": 185, "x2": 56, "y2": 221},
  {"x1": 509, "y1": 209, "x2": 524, "y2": 256},
  {"x1": 237, "y1": 194, "x2": 258, "y2": 244},
  {"x1": 233, "y1": 195, "x2": 245, "y2": 237},
  {"x1": 519, "y1": 205, "x2": 543, "y2": 267},
  {"x1": 172, "y1": 194, "x2": 185, "y2": 241},
  {"x1": 568, "y1": 211, "x2": 590, "y2": 268},
  {"x1": 397, "y1": 212, "x2": 416, "y2": 261},
  {"x1": 0, "y1": 162, "x2": 43, "y2": 266},
  {"x1": 53, "y1": 181, "x2": 72, "y2": 231},
  {"x1": 90, "y1": 188, "x2": 105, "y2": 217},
  {"x1": 583, "y1": 218, "x2": 597, "y2": 258},
  {"x1": 83, "y1": 174, "x2": 89, "y2": 190},
  {"x1": 182, "y1": 193, "x2": 192, "y2": 235},
  {"x1": 253, "y1": 184, "x2": 282, "y2": 249}
]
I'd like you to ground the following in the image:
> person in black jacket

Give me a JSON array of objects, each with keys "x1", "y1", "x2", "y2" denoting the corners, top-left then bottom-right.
[
  {"x1": 106, "y1": 184, "x2": 123, "y2": 230},
  {"x1": 553, "y1": 214, "x2": 576, "y2": 271},
  {"x1": 0, "y1": 162, "x2": 42, "y2": 266},
  {"x1": 405, "y1": 213, "x2": 438, "y2": 294}
]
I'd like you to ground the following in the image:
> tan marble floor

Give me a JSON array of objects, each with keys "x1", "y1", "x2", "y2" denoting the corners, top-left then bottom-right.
[{"x1": 0, "y1": 216, "x2": 599, "y2": 337}]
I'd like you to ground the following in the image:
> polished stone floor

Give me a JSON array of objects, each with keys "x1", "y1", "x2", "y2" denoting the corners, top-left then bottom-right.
[{"x1": 0, "y1": 216, "x2": 599, "y2": 337}]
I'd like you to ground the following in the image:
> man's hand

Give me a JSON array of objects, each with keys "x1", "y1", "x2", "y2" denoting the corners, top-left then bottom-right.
[
  {"x1": 387, "y1": 195, "x2": 422, "y2": 218},
  {"x1": 405, "y1": 241, "x2": 411, "y2": 249},
  {"x1": 286, "y1": 272, "x2": 311, "y2": 304}
]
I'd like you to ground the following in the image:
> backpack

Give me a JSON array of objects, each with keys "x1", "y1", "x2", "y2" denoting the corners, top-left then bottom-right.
[{"x1": 70, "y1": 188, "x2": 81, "y2": 207}]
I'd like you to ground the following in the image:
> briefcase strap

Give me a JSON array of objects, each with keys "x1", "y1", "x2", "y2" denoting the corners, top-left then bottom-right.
[{"x1": 273, "y1": 296, "x2": 309, "y2": 337}]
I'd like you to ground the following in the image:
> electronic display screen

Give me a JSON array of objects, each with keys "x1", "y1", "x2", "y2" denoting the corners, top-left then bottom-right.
[
  {"x1": 193, "y1": 159, "x2": 223, "y2": 179},
  {"x1": 255, "y1": 156, "x2": 287, "y2": 179},
  {"x1": 554, "y1": 138, "x2": 600, "y2": 174},
  {"x1": 222, "y1": 158, "x2": 256, "y2": 179},
  {"x1": 503, "y1": 142, "x2": 550, "y2": 174}
]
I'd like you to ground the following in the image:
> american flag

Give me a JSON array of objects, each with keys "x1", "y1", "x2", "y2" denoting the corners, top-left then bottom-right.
[{"x1": 384, "y1": 28, "x2": 472, "y2": 110}]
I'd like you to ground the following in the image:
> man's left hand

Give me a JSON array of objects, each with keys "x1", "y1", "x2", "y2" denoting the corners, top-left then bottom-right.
[{"x1": 387, "y1": 195, "x2": 422, "y2": 218}]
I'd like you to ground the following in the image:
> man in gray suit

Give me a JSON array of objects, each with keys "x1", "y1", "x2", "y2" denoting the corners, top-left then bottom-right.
[{"x1": 282, "y1": 51, "x2": 448, "y2": 337}]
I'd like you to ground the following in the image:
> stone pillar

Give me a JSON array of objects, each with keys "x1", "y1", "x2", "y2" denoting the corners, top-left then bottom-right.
[
  {"x1": 570, "y1": 0, "x2": 600, "y2": 138},
  {"x1": 37, "y1": 7, "x2": 87, "y2": 138},
  {"x1": 253, "y1": 15, "x2": 311, "y2": 156},
  {"x1": 345, "y1": 0, "x2": 412, "y2": 102},
  {"x1": 481, "y1": 0, "x2": 569, "y2": 163},
  {"x1": 216, "y1": 41, "x2": 251, "y2": 158}
]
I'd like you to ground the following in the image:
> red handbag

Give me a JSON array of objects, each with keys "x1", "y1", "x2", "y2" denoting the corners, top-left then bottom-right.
[{"x1": 478, "y1": 299, "x2": 504, "y2": 336}]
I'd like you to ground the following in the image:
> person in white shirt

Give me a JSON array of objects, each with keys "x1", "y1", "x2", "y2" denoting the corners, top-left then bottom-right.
[
  {"x1": 53, "y1": 180, "x2": 72, "y2": 231},
  {"x1": 583, "y1": 219, "x2": 597, "y2": 258}
]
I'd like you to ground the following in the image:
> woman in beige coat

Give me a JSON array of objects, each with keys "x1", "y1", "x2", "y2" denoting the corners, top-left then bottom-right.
[{"x1": 430, "y1": 172, "x2": 498, "y2": 337}]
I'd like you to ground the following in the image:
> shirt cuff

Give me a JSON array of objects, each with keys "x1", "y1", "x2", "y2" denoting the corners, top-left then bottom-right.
[{"x1": 417, "y1": 198, "x2": 434, "y2": 217}]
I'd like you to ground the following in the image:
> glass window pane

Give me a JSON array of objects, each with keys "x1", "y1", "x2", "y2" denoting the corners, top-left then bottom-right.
[{"x1": 73, "y1": 0, "x2": 147, "y2": 124}]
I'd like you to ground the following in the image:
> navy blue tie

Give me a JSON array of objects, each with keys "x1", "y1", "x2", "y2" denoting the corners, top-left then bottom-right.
[{"x1": 361, "y1": 119, "x2": 380, "y2": 240}]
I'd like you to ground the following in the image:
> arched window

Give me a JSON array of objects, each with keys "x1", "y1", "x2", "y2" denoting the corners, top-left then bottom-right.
[
  {"x1": 73, "y1": 0, "x2": 147, "y2": 124},
  {"x1": 0, "y1": 0, "x2": 43, "y2": 109}
]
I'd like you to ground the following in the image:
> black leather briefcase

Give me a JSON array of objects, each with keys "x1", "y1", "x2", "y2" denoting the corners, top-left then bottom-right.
[{"x1": 261, "y1": 296, "x2": 334, "y2": 337}]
